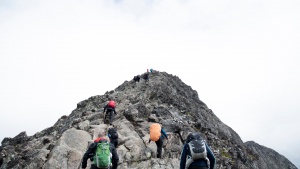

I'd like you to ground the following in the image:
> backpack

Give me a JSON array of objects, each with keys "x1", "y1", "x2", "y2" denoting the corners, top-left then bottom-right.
[
  {"x1": 108, "y1": 128, "x2": 118, "y2": 139},
  {"x1": 107, "y1": 101, "x2": 116, "y2": 108},
  {"x1": 185, "y1": 139, "x2": 208, "y2": 169},
  {"x1": 93, "y1": 142, "x2": 112, "y2": 168},
  {"x1": 149, "y1": 123, "x2": 161, "y2": 141}
]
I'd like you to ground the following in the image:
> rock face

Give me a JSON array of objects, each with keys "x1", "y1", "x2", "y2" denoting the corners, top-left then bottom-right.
[
  {"x1": 244, "y1": 141, "x2": 296, "y2": 169},
  {"x1": 0, "y1": 71, "x2": 297, "y2": 169}
]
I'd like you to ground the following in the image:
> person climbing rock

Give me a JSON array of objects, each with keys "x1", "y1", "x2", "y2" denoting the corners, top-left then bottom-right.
[
  {"x1": 143, "y1": 73, "x2": 149, "y2": 82},
  {"x1": 133, "y1": 75, "x2": 140, "y2": 82},
  {"x1": 108, "y1": 127, "x2": 119, "y2": 148},
  {"x1": 148, "y1": 123, "x2": 168, "y2": 158},
  {"x1": 81, "y1": 131, "x2": 119, "y2": 169},
  {"x1": 180, "y1": 132, "x2": 215, "y2": 169},
  {"x1": 103, "y1": 99, "x2": 117, "y2": 125}
]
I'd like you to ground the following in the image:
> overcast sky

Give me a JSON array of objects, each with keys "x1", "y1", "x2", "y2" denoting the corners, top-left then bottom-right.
[{"x1": 0, "y1": 0, "x2": 299, "y2": 167}]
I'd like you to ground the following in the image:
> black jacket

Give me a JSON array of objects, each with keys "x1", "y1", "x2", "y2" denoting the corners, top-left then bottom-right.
[
  {"x1": 103, "y1": 104, "x2": 117, "y2": 114},
  {"x1": 82, "y1": 138, "x2": 119, "y2": 169}
]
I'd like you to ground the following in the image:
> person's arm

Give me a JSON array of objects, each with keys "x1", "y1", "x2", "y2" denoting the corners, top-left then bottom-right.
[
  {"x1": 110, "y1": 144, "x2": 119, "y2": 169},
  {"x1": 82, "y1": 143, "x2": 97, "y2": 169},
  {"x1": 179, "y1": 144, "x2": 188, "y2": 169},
  {"x1": 103, "y1": 104, "x2": 107, "y2": 113},
  {"x1": 205, "y1": 143, "x2": 216, "y2": 169},
  {"x1": 161, "y1": 129, "x2": 168, "y2": 140}
]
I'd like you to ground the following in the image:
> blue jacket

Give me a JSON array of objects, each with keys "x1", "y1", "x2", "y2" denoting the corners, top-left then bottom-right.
[
  {"x1": 160, "y1": 128, "x2": 168, "y2": 139},
  {"x1": 180, "y1": 140, "x2": 215, "y2": 169},
  {"x1": 149, "y1": 128, "x2": 168, "y2": 143}
]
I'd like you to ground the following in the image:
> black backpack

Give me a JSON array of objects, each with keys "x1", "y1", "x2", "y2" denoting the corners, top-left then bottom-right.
[{"x1": 108, "y1": 128, "x2": 118, "y2": 139}]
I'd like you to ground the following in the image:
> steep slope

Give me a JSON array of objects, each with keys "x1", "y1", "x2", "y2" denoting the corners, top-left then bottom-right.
[{"x1": 0, "y1": 71, "x2": 297, "y2": 169}]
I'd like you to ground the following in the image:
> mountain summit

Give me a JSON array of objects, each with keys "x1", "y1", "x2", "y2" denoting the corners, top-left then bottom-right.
[{"x1": 0, "y1": 71, "x2": 297, "y2": 169}]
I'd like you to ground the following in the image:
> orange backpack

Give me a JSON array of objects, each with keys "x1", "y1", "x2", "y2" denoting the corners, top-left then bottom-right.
[{"x1": 149, "y1": 123, "x2": 161, "y2": 141}]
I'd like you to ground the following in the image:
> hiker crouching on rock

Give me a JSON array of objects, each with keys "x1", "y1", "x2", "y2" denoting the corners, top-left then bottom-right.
[
  {"x1": 81, "y1": 131, "x2": 119, "y2": 169},
  {"x1": 133, "y1": 75, "x2": 140, "y2": 82}
]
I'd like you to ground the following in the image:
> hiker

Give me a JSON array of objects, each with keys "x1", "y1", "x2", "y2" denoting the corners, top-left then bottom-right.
[
  {"x1": 81, "y1": 131, "x2": 119, "y2": 169},
  {"x1": 103, "y1": 100, "x2": 117, "y2": 125},
  {"x1": 150, "y1": 68, "x2": 153, "y2": 73},
  {"x1": 180, "y1": 132, "x2": 215, "y2": 169},
  {"x1": 133, "y1": 75, "x2": 140, "y2": 82},
  {"x1": 143, "y1": 73, "x2": 149, "y2": 82},
  {"x1": 108, "y1": 127, "x2": 119, "y2": 148},
  {"x1": 148, "y1": 123, "x2": 168, "y2": 158}
]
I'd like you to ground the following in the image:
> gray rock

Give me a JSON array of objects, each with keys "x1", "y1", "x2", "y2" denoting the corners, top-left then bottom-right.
[{"x1": 43, "y1": 128, "x2": 91, "y2": 169}]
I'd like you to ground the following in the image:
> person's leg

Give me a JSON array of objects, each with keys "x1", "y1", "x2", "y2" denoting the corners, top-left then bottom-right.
[
  {"x1": 155, "y1": 138, "x2": 163, "y2": 158},
  {"x1": 104, "y1": 111, "x2": 107, "y2": 122},
  {"x1": 109, "y1": 111, "x2": 114, "y2": 125},
  {"x1": 90, "y1": 164, "x2": 98, "y2": 169},
  {"x1": 111, "y1": 139, "x2": 118, "y2": 148}
]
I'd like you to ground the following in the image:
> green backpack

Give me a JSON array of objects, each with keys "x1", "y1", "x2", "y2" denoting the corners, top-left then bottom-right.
[{"x1": 93, "y1": 142, "x2": 112, "y2": 168}]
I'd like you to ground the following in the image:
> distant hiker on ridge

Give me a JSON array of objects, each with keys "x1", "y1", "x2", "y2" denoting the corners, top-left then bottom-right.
[
  {"x1": 133, "y1": 75, "x2": 140, "y2": 82},
  {"x1": 143, "y1": 73, "x2": 149, "y2": 82},
  {"x1": 103, "y1": 99, "x2": 117, "y2": 125}
]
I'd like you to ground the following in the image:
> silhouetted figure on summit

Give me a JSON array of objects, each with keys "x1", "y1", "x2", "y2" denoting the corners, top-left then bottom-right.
[{"x1": 133, "y1": 75, "x2": 140, "y2": 82}]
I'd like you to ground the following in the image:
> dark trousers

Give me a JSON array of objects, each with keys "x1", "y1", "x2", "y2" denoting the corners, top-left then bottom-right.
[
  {"x1": 189, "y1": 166, "x2": 208, "y2": 169},
  {"x1": 91, "y1": 164, "x2": 111, "y2": 169},
  {"x1": 110, "y1": 138, "x2": 118, "y2": 148},
  {"x1": 104, "y1": 110, "x2": 114, "y2": 124},
  {"x1": 155, "y1": 137, "x2": 163, "y2": 158}
]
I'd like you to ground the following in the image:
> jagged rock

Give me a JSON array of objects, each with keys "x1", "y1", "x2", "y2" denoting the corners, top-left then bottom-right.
[
  {"x1": 43, "y1": 128, "x2": 91, "y2": 169},
  {"x1": 78, "y1": 120, "x2": 90, "y2": 131},
  {"x1": 244, "y1": 141, "x2": 297, "y2": 169},
  {"x1": 148, "y1": 114, "x2": 158, "y2": 122},
  {"x1": 0, "y1": 72, "x2": 297, "y2": 169},
  {"x1": 1, "y1": 131, "x2": 28, "y2": 146}
]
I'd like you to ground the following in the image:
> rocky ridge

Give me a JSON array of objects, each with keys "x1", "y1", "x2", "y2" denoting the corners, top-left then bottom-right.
[{"x1": 0, "y1": 71, "x2": 297, "y2": 169}]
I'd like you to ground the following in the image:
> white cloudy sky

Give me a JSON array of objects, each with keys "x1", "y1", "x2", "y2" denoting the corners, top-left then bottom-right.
[{"x1": 0, "y1": 0, "x2": 299, "y2": 167}]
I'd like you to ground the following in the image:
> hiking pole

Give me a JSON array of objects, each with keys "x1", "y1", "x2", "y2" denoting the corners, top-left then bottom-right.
[{"x1": 174, "y1": 129, "x2": 184, "y2": 144}]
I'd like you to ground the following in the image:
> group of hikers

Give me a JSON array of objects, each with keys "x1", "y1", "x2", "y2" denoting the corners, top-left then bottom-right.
[
  {"x1": 81, "y1": 70, "x2": 215, "y2": 169},
  {"x1": 81, "y1": 124, "x2": 215, "y2": 169},
  {"x1": 147, "y1": 123, "x2": 215, "y2": 169},
  {"x1": 133, "y1": 68, "x2": 154, "y2": 83},
  {"x1": 82, "y1": 101, "x2": 215, "y2": 169}
]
